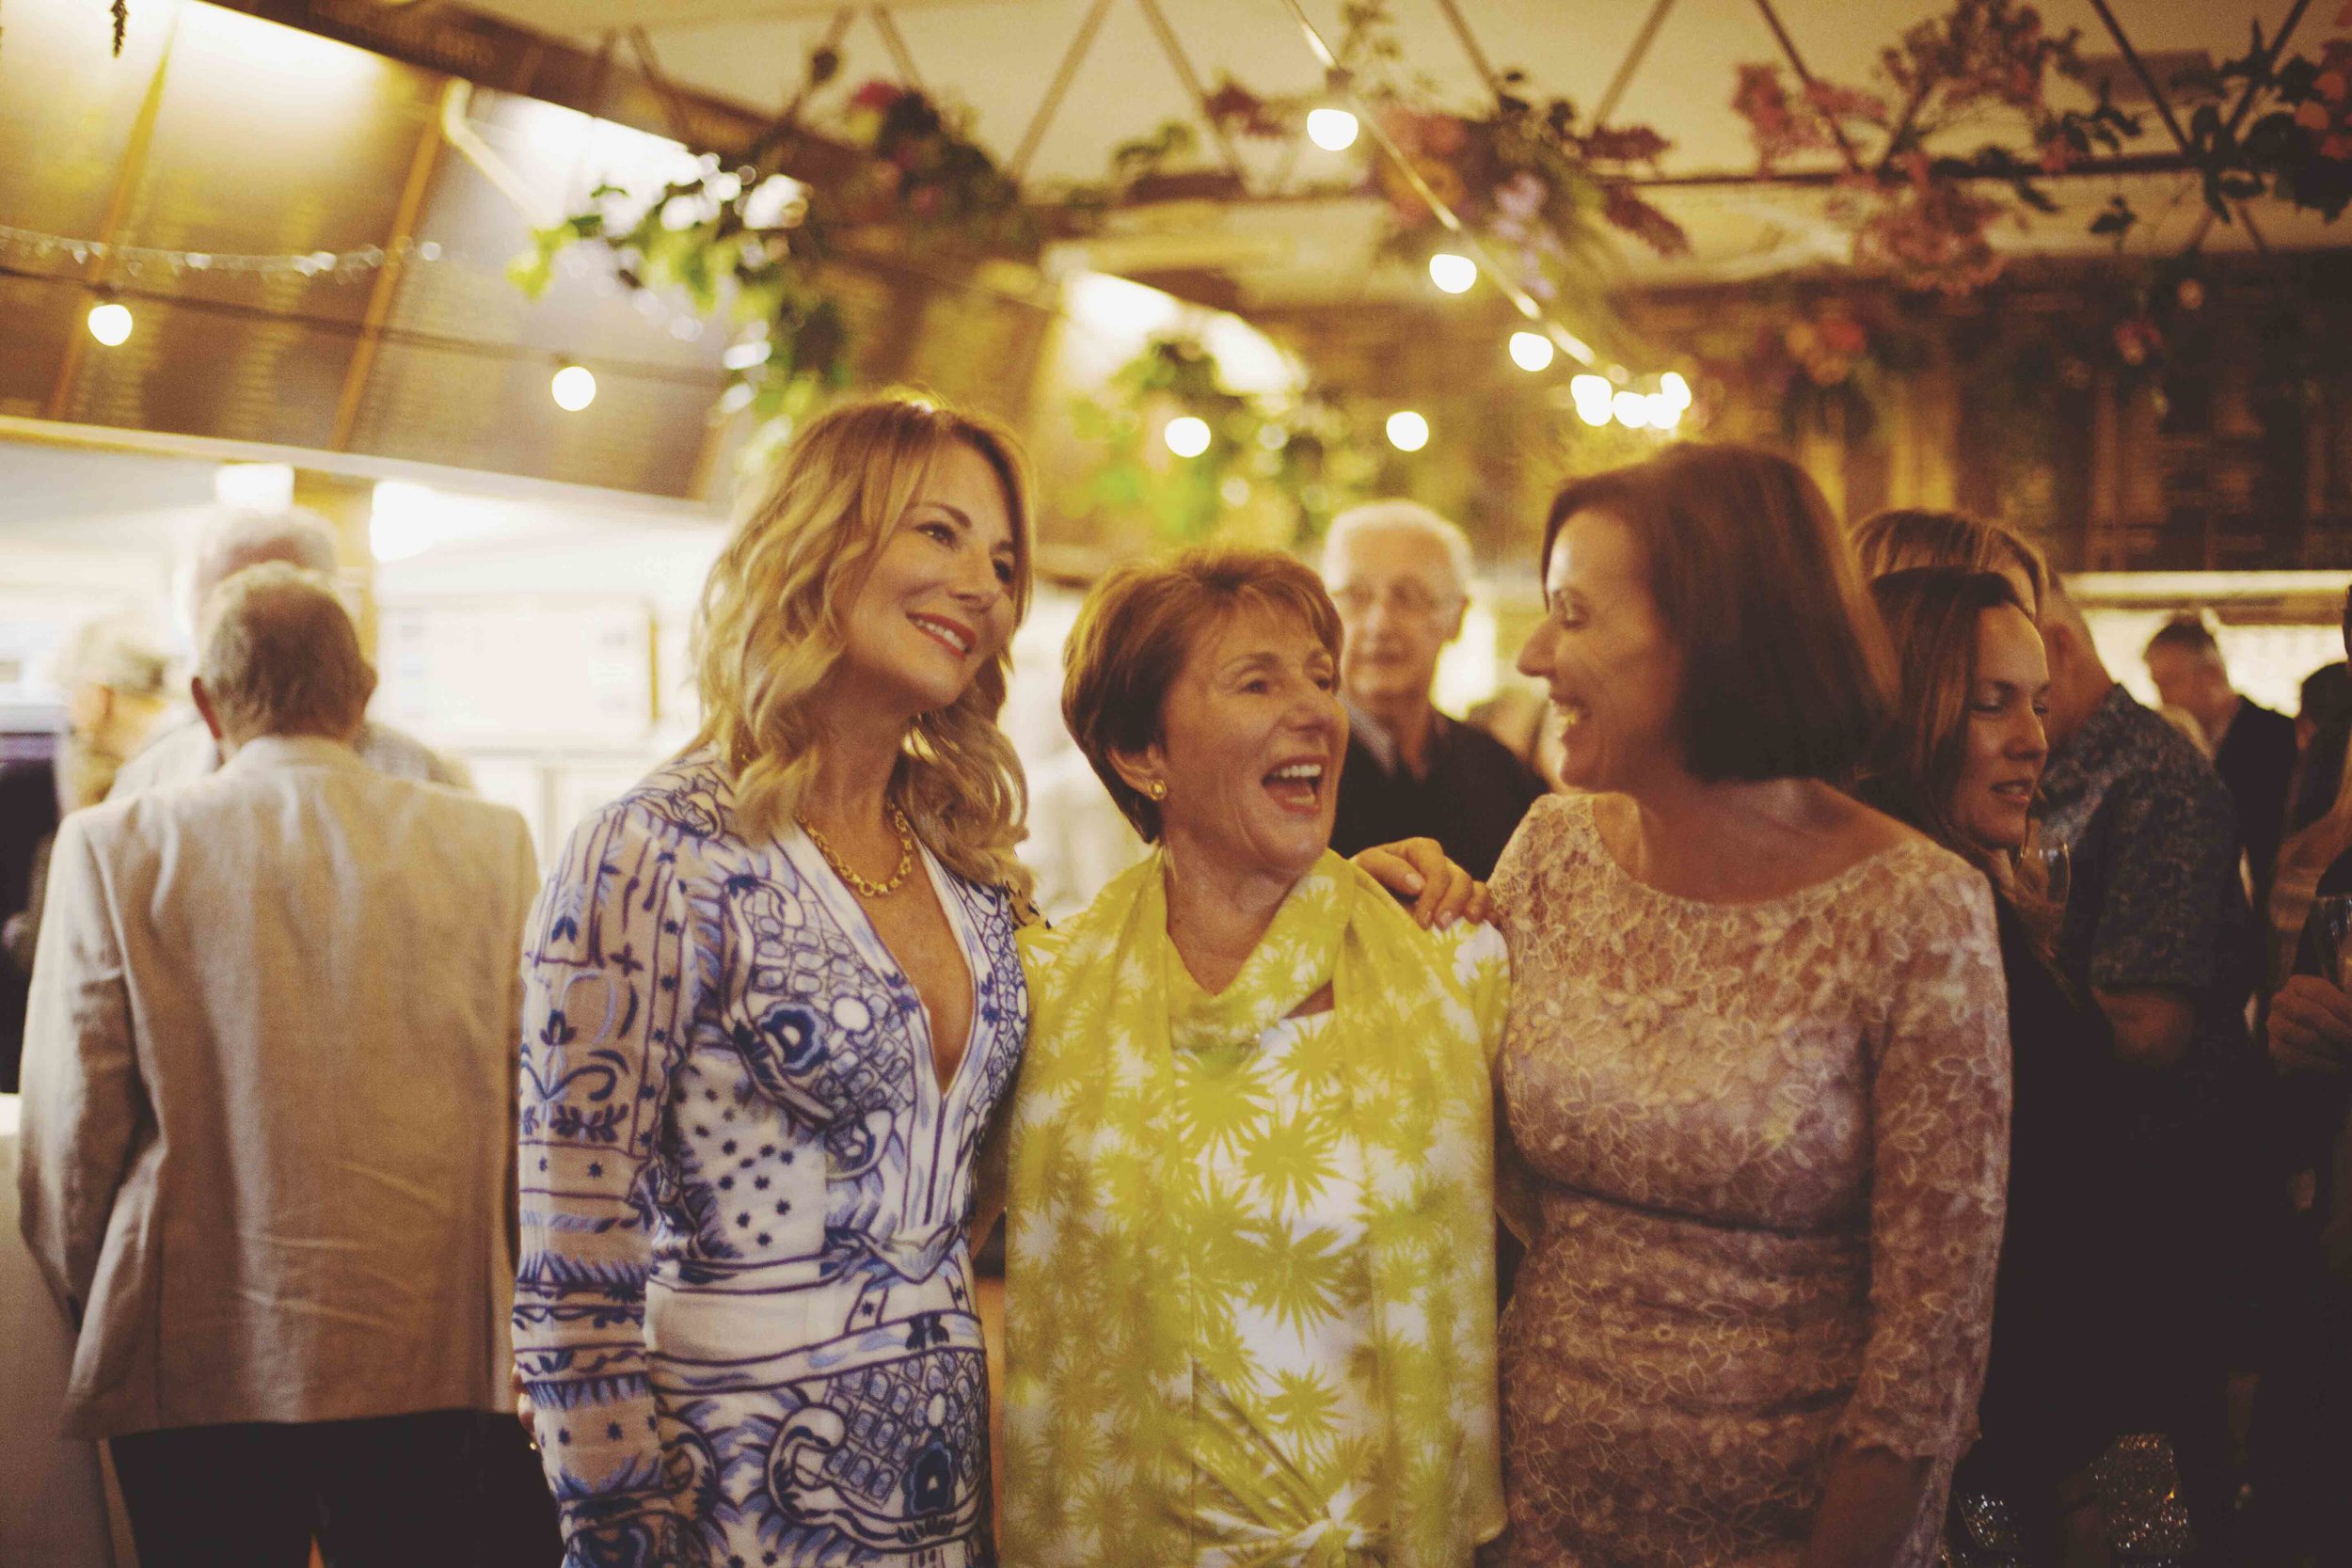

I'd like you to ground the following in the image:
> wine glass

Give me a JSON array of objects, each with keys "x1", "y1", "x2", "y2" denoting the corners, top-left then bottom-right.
[
  {"x1": 2310, "y1": 893, "x2": 2352, "y2": 990},
  {"x1": 2020, "y1": 840, "x2": 2071, "y2": 913}
]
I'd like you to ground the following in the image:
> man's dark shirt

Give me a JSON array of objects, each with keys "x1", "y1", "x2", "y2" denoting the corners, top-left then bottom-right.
[
  {"x1": 1329, "y1": 705, "x2": 1545, "y2": 880},
  {"x1": 2214, "y1": 697, "x2": 2296, "y2": 906},
  {"x1": 2039, "y1": 684, "x2": 2259, "y2": 1101}
]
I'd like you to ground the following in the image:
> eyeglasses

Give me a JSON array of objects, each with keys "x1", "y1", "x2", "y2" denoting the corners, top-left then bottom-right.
[{"x1": 1329, "y1": 582, "x2": 1463, "y2": 620}]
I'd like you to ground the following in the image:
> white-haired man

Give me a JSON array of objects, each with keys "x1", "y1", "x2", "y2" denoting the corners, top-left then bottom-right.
[
  {"x1": 108, "y1": 507, "x2": 464, "y2": 797},
  {"x1": 1323, "y1": 500, "x2": 1543, "y2": 879},
  {"x1": 18, "y1": 564, "x2": 536, "y2": 1568},
  {"x1": 2, "y1": 618, "x2": 173, "y2": 1091}
]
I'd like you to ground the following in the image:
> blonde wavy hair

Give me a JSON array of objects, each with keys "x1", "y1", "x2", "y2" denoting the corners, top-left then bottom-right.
[{"x1": 691, "y1": 391, "x2": 1036, "y2": 900}]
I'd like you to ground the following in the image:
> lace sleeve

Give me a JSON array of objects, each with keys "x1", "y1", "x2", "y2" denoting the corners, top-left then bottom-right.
[{"x1": 1834, "y1": 862, "x2": 2011, "y2": 1463}]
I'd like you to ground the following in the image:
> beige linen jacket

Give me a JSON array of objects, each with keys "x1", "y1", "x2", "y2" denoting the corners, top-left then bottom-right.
[{"x1": 17, "y1": 736, "x2": 535, "y2": 1439}]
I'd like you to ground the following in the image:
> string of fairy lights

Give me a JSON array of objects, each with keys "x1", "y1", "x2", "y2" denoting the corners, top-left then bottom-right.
[{"x1": 8, "y1": 12, "x2": 1691, "y2": 443}]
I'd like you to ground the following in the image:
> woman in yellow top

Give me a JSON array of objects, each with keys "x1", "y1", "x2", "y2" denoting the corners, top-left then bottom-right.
[{"x1": 998, "y1": 546, "x2": 1514, "y2": 1568}]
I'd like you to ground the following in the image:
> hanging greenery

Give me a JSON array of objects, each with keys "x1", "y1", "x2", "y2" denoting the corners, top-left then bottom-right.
[
  {"x1": 1067, "y1": 334, "x2": 1379, "y2": 549},
  {"x1": 1732, "y1": 0, "x2": 2142, "y2": 293},
  {"x1": 511, "y1": 52, "x2": 1041, "y2": 431}
]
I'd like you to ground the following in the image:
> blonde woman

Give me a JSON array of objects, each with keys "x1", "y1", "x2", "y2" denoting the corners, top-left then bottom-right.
[{"x1": 516, "y1": 394, "x2": 1037, "y2": 1568}]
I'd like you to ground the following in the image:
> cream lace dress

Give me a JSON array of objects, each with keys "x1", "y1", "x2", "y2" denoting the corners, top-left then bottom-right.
[{"x1": 1488, "y1": 794, "x2": 2010, "y2": 1568}]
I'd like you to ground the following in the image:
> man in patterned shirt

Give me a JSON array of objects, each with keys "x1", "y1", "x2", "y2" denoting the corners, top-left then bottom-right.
[{"x1": 2036, "y1": 572, "x2": 2263, "y2": 1557}]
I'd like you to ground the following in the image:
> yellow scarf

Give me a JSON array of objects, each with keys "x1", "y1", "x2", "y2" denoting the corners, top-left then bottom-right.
[{"x1": 1003, "y1": 849, "x2": 1506, "y2": 1567}]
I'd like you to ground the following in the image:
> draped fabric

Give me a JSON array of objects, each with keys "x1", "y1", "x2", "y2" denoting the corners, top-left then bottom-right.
[{"x1": 1002, "y1": 850, "x2": 1511, "y2": 1567}]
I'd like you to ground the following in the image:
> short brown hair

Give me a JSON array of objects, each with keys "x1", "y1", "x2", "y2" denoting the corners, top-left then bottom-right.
[
  {"x1": 1851, "y1": 507, "x2": 2048, "y2": 614},
  {"x1": 1544, "y1": 444, "x2": 1893, "y2": 784},
  {"x1": 1063, "y1": 546, "x2": 1343, "y2": 842}
]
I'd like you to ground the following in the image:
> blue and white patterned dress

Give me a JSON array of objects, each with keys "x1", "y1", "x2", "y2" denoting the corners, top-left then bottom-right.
[{"x1": 516, "y1": 750, "x2": 1027, "y2": 1568}]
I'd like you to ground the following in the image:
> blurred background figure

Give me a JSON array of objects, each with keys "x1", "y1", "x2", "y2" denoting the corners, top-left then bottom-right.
[
  {"x1": 17, "y1": 563, "x2": 540, "y2": 1568},
  {"x1": 109, "y1": 506, "x2": 465, "y2": 798},
  {"x1": 2146, "y1": 614, "x2": 2296, "y2": 912},
  {"x1": 0, "y1": 616, "x2": 171, "y2": 1091},
  {"x1": 2042, "y1": 578, "x2": 2265, "y2": 1560},
  {"x1": 1324, "y1": 500, "x2": 1542, "y2": 879},
  {"x1": 2285, "y1": 596, "x2": 2352, "y2": 838}
]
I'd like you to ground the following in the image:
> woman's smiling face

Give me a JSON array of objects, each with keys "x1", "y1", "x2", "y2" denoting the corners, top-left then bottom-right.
[
  {"x1": 1133, "y1": 604, "x2": 1347, "y2": 887},
  {"x1": 1516, "y1": 508, "x2": 1686, "y2": 795},
  {"x1": 834, "y1": 440, "x2": 1019, "y2": 720}
]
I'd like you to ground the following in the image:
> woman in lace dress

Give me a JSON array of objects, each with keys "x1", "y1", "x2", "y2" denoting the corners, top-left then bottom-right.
[{"x1": 1489, "y1": 445, "x2": 2010, "y2": 1568}]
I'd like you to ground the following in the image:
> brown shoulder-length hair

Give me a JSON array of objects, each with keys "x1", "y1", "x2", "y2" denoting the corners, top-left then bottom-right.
[
  {"x1": 1544, "y1": 443, "x2": 1893, "y2": 784},
  {"x1": 1854, "y1": 567, "x2": 2031, "y2": 858},
  {"x1": 1062, "y1": 546, "x2": 1342, "y2": 843},
  {"x1": 1851, "y1": 507, "x2": 2048, "y2": 616},
  {"x1": 690, "y1": 390, "x2": 1035, "y2": 899}
]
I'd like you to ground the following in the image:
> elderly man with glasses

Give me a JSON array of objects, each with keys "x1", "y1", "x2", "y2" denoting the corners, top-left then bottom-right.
[{"x1": 1322, "y1": 500, "x2": 1545, "y2": 881}]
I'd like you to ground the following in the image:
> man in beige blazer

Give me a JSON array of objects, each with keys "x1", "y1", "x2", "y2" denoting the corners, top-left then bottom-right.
[{"x1": 17, "y1": 563, "x2": 537, "y2": 1568}]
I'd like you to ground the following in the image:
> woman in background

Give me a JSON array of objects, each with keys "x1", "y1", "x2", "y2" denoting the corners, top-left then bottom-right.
[{"x1": 1857, "y1": 567, "x2": 2126, "y2": 1563}]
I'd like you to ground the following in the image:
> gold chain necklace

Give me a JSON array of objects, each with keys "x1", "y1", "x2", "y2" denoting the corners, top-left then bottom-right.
[{"x1": 798, "y1": 804, "x2": 917, "y2": 898}]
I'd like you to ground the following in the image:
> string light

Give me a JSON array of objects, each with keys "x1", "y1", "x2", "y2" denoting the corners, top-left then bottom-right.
[
  {"x1": 1509, "y1": 331, "x2": 1555, "y2": 372},
  {"x1": 1613, "y1": 390, "x2": 1651, "y2": 429},
  {"x1": 1427, "y1": 252, "x2": 1477, "y2": 294},
  {"x1": 1570, "y1": 374, "x2": 1613, "y2": 426},
  {"x1": 87, "y1": 303, "x2": 134, "y2": 346},
  {"x1": 1305, "y1": 107, "x2": 1359, "y2": 150},
  {"x1": 1385, "y1": 410, "x2": 1430, "y2": 451},
  {"x1": 0, "y1": 224, "x2": 426, "y2": 281},
  {"x1": 551, "y1": 364, "x2": 598, "y2": 411},
  {"x1": 1164, "y1": 415, "x2": 1212, "y2": 457}
]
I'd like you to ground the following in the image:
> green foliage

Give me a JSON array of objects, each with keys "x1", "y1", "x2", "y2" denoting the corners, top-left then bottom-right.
[{"x1": 1067, "y1": 334, "x2": 1379, "y2": 549}]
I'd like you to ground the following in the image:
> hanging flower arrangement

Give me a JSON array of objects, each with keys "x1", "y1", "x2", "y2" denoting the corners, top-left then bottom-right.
[
  {"x1": 1067, "y1": 334, "x2": 1379, "y2": 548},
  {"x1": 510, "y1": 50, "x2": 1040, "y2": 431},
  {"x1": 1732, "y1": 0, "x2": 2141, "y2": 293},
  {"x1": 1373, "y1": 74, "x2": 1689, "y2": 299},
  {"x1": 2176, "y1": 13, "x2": 2352, "y2": 225}
]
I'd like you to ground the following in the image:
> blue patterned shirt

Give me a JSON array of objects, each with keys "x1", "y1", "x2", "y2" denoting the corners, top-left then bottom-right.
[{"x1": 516, "y1": 751, "x2": 1026, "y2": 1567}]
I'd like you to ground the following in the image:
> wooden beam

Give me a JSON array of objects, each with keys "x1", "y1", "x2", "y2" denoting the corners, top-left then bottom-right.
[
  {"x1": 1752, "y1": 0, "x2": 1862, "y2": 174},
  {"x1": 1011, "y1": 0, "x2": 1115, "y2": 180},
  {"x1": 1596, "y1": 0, "x2": 1677, "y2": 127},
  {"x1": 329, "y1": 87, "x2": 450, "y2": 451}
]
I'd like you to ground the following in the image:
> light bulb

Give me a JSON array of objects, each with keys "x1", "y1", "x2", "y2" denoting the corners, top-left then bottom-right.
[
  {"x1": 1646, "y1": 394, "x2": 1682, "y2": 431},
  {"x1": 551, "y1": 364, "x2": 597, "y2": 412},
  {"x1": 87, "y1": 303, "x2": 133, "y2": 346},
  {"x1": 1305, "y1": 107, "x2": 1359, "y2": 151},
  {"x1": 1385, "y1": 410, "x2": 1430, "y2": 451},
  {"x1": 1427, "y1": 252, "x2": 1477, "y2": 294},
  {"x1": 1164, "y1": 415, "x2": 1212, "y2": 458},
  {"x1": 1570, "y1": 374, "x2": 1614, "y2": 427},
  {"x1": 1660, "y1": 371, "x2": 1692, "y2": 410},
  {"x1": 1612, "y1": 390, "x2": 1651, "y2": 429},
  {"x1": 1509, "y1": 331, "x2": 1555, "y2": 372}
]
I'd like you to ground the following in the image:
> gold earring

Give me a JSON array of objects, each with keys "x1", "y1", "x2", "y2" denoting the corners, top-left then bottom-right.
[{"x1": 1146, "y1": 779, "x2": 1168, "y2": 800}]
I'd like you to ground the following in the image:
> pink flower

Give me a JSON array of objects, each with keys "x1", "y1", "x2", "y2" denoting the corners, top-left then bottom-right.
[
  {"x1": 850, "y1": 79, "x2": 904, "y2": 112},
  {"x1": 2299, "y1": 101, "x2": 2334, "y2": 132},
  {"x1": 2317, "y1": 71, "x2": 2348, "y2": 104}
]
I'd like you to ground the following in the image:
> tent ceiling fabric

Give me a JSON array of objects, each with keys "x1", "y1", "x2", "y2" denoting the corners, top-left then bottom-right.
[{"x1": 450, "y1": 0, "x2": 2332, "y2": 302}]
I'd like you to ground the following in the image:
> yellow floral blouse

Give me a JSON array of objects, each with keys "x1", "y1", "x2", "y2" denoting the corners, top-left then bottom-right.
[{"x1": 1000, "y1": 850, "x2": 1513, "y2": 1567}]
